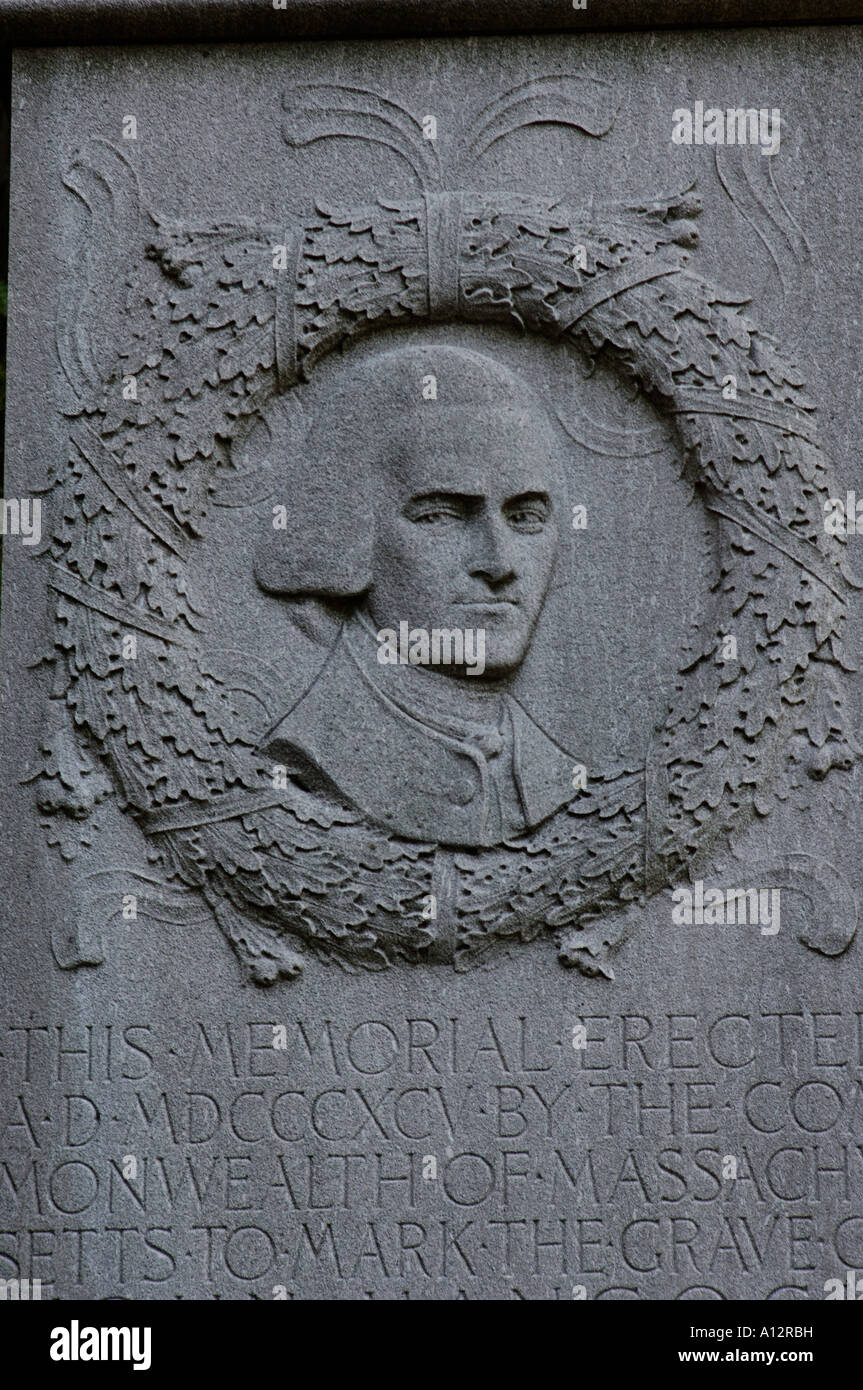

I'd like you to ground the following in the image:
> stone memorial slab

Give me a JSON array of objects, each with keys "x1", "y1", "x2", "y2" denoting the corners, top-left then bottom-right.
[{"x1": 2, "y1": 6, "x2": 863, "y2": 1302}]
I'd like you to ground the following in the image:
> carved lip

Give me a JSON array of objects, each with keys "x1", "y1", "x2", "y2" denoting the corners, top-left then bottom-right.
[{"x1": 455, "y1": 598, "x2": 520, "y2": 609}]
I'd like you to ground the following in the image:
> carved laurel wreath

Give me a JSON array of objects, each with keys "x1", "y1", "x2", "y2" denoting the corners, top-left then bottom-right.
[{"x1": 36, "y1": 78, "x2": 859, "y2": 982}]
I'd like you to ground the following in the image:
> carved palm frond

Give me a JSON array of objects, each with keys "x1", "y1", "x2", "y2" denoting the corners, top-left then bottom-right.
[
  {"x1": 58, "y1": 140, "x2": 153, "y2": 409},
  {"x1": 282, "y1": 82, "x2": 442, "y2": 190},
  {"x1": 457, "y1": 73, "x2": 620, "y2": 173}
]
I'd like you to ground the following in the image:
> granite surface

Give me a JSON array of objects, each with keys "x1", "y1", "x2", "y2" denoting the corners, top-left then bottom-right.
[{"x1": 2, "y1": 21, "x2": 863, "y2": 1299}]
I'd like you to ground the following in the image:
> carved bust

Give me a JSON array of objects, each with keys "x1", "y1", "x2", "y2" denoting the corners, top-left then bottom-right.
[{"x1": 255, "y1": 343, "x2": 576, "y2": 848}]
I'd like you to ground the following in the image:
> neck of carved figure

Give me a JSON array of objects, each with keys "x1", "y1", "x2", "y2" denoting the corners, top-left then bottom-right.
[{"x1": 349, "y1": 604, "x2": 510, "y2": 746}]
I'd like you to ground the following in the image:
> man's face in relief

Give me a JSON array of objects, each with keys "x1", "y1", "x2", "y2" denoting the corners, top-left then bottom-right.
[{"x1": 366, "y1": 404, "x2": 564, "y2": 680}]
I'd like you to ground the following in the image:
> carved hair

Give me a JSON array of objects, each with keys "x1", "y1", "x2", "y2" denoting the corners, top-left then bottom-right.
[{"x1": 254, "y1": 341, "x2": 567, "y2": 597}]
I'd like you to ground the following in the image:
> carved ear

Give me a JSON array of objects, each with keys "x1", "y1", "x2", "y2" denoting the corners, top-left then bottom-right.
[{"x1": 254, "y1": 461, "x2": 374, "y2": 597}]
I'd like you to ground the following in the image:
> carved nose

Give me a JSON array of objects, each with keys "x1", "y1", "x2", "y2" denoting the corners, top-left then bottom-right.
[
  {"x1": 471, "y1": 559, "x2": 516, "y2": 587},
  {"x1": 470, "y1": 524, "x2": 516, "y2": 587}
]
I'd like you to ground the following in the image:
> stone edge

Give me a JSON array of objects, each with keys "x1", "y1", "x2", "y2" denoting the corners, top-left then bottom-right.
[{"x1": 1, "y1": 0, "x2": 863, "y2": 48}]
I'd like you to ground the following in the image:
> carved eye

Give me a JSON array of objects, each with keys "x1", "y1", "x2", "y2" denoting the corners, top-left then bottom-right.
[
  {"x1": 406, "y1": 500, "x2": 466, "y2": 525},
  {"x1": 416, "y1": 509, "x2": 458, "y2": 524},
  {"x1": 506, "y1": 500, "x2": 550, "y2": 533}
]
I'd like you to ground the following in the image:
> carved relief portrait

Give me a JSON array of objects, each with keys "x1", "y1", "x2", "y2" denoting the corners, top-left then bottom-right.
[
  {"x1": 37, "y1": 76, "x2": 860, "y2": 983},
  {"x1": 254, "y1": 343, "x2": 577, "y2": 849}
]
